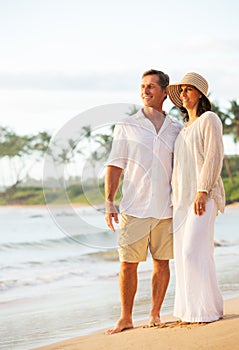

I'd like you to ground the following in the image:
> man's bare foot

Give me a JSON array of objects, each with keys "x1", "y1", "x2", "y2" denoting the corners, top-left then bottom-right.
[
  {"x1": 147, "y1": 316, "x2": 165, "y2": 328},
  {"x1": 105, "y1": 318, "x2": 133, "y2": 335}
]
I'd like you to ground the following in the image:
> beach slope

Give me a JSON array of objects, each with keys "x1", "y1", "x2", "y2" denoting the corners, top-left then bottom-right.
[{"x1": 35, "y1": 296, "x2": 239, "y2": 350}]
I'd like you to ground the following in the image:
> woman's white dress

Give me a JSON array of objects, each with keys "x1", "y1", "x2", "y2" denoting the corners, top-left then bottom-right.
[{"x1": 172, "y1": 111, "x2": 225, "y2": 322}]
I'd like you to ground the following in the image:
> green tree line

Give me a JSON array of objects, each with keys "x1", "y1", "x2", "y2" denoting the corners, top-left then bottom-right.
[{"x1": 0, "y1": 100, "x2": 239, "y2": 205}]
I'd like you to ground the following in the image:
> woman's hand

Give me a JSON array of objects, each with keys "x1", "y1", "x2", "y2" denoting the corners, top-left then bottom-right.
[{"x1": 194, "y1": 192, "x2": 207, "y2": 216}]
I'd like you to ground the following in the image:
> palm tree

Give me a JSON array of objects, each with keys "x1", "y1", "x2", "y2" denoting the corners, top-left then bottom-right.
[
  {"x1": 211, "y1": 102, "x2": 231, "y2": 135},
  {"x1": 126, "y1": 104, "x2": 139, "y2": 116},
  {"x1": 94, "y1": 131, "x2": 113, "y2": 159},
  {"x1": 228, "y1": 100, "x2": 239, "y2": 148},
  {"x1": 211, "y1": 101, "x2": 234, "y2": 183}
]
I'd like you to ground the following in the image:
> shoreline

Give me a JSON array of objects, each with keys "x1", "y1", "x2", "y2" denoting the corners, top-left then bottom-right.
[
  {"x1": 226, "y1": 201, "x2": 239, "y2": 208},
  {"x1": 34, "y1": 296, "x2": 239, "y2": 350},
  {"x1": 0, "y1": 201, "x2": 239, "y2": 209}
]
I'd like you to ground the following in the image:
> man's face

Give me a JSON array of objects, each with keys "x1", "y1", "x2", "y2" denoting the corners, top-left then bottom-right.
[{"x1": 141, "y1": 74, "x2": 167, "y2": 110}]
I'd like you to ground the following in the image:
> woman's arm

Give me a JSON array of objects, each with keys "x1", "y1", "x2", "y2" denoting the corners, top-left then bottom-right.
[{"x1": 195, "y1": 112, "x2": 224, "y2": 215}]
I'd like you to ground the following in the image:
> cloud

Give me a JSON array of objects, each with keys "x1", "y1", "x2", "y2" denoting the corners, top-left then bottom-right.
[{"x1": 0, "y1": 72, "x2": 139, "y2": 91}]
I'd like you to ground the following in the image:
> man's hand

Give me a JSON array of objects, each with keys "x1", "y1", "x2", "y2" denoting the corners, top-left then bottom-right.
[
  {"x1": 105, "y1": 212, "x2": 119, "y2": 232},
  {"x1": 105, "y1": 201, "x2": 119, "y2": 232},
  {"x1": 104, "y1": 165, "x2": 122, "y2": 231}
]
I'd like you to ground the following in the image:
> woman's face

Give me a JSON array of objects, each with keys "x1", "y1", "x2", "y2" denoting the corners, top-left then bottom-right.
[{"x1": 179, "y1": 84, "x2": 202, "y2": 110}]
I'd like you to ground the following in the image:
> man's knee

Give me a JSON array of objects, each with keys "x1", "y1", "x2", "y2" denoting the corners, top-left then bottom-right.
[
  {"x1": 120, "y1": 262, "x2": 138, "y2": 274},
  {"x1": 153, "y1": 259, "x2": 169, "y2": 272}
]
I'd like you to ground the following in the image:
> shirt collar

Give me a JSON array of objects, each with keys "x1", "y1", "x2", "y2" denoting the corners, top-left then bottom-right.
[{"x1": 135, "y1": 108, "x2": 173, "y2": 135}]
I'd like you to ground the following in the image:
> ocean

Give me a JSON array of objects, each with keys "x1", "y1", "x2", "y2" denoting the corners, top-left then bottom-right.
[{"x1": 0, "y1": 205, "x2": 238, "y2": 350}]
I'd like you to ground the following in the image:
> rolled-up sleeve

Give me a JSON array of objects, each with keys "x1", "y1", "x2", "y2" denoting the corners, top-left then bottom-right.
[{"x1": 107, "y1": 123, "x2": 128, "y2": 169}]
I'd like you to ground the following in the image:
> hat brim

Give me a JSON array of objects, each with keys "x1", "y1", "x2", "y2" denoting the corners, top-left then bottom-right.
[{"x1": 167, "y1": 83, "x2": 211, "y2": 109}]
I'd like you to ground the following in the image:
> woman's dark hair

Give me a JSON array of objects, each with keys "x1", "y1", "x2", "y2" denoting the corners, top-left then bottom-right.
[{"x1": 180, "y1": 91, "x2": 211, "y2": 123}]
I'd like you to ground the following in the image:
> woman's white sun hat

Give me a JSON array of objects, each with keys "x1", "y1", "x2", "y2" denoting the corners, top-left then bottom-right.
[{"x1": 167, "y1": 72, "x2": 211, "y2": 108}]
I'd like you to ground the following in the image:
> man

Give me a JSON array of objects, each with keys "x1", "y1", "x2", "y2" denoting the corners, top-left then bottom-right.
[{"x1": 105, "y1": 69, "x2": 182, "y2": 334}]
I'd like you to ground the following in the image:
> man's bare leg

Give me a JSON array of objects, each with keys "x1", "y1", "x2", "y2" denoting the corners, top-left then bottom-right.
[
  {"x1": 106, "y1": 262, "x2": 138, "y2": 334},
  {"x1": 148, "y1": 259, "x2": 170, "y2": 327}
]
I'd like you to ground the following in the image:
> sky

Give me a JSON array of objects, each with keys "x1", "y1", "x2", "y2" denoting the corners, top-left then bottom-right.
[{"x1": 0, "y1": 0, "x2": 238, "y2": 152}]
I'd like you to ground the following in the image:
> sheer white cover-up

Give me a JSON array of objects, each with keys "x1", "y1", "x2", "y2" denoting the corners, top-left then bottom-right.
[{"x1": 172, "y1": 112, "x2": 225, "y2": 322}]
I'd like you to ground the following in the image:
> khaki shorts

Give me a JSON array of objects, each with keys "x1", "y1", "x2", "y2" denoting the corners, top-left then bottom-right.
[{"x1": 118, "y1": 214, "x2": 173, "y2": 263}]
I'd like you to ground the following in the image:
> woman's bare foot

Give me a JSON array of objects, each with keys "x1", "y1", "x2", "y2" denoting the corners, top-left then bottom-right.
[
  {"x1": 178, "y1": 321, "x2": 209, "y2": 327},
  {"x1": 178, "y1": 321, "x2": 190, "y2": 326},
  {"x1": 105, "y1": 318, "x2": 133, "y2": 335}
]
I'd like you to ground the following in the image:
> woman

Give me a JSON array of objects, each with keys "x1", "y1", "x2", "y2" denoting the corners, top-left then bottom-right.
[{"x1": 167, "y1": 72, "x2": 225, "y2": 324}]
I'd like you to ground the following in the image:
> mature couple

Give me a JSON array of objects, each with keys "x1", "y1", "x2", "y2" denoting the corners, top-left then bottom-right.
[{"x1": 104, "y1": 69, "x2": 225, "y2": 334}]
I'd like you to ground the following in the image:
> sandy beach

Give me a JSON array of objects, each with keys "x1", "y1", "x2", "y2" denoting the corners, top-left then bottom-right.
[{"x1": 34, "y1": 296, "x2": 239, "y2": 350}]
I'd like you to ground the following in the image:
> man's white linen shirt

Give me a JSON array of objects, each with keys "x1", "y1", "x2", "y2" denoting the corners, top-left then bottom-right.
[{"x1": 107, "y1": 109, "x2": 182, "y2": 219}]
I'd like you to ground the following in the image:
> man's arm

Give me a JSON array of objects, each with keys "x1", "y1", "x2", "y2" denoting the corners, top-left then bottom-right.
[{"x1": 105, "y1": 165, "x2": 123, "y2": 231}]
